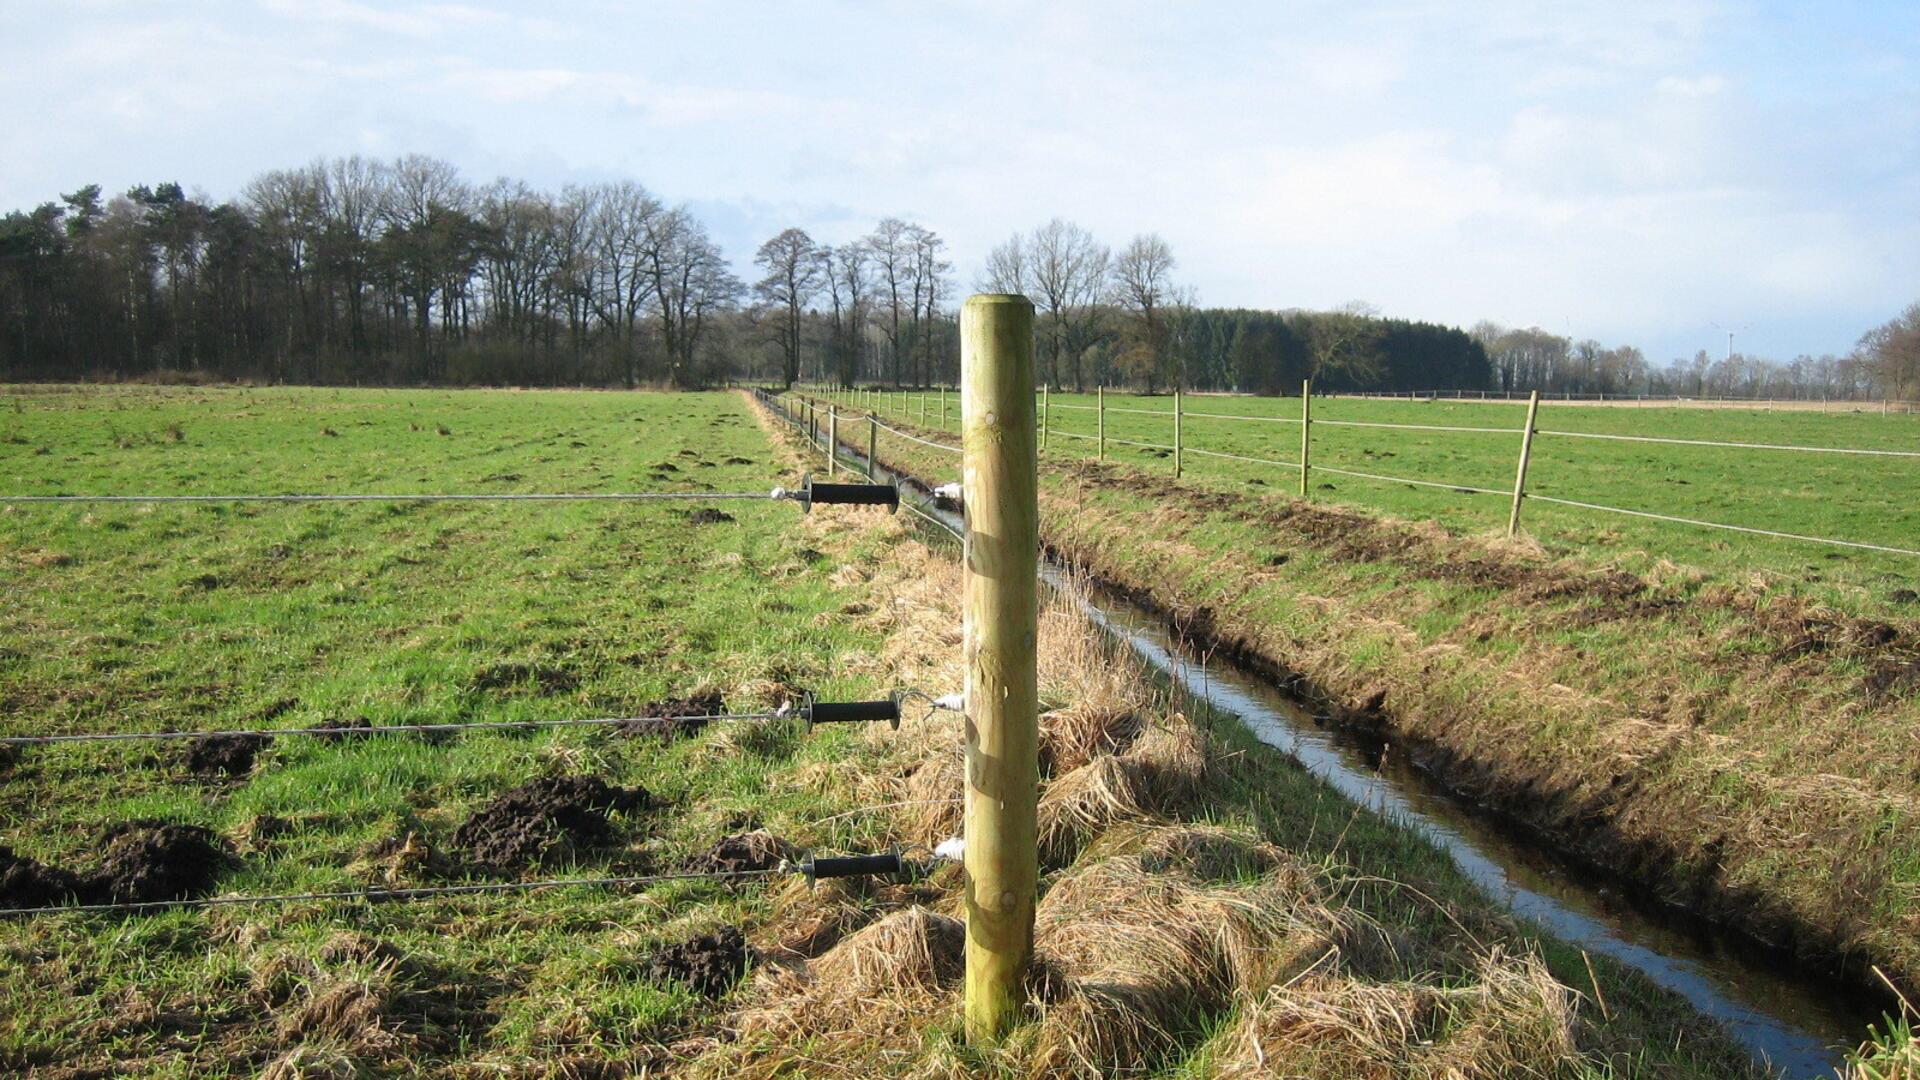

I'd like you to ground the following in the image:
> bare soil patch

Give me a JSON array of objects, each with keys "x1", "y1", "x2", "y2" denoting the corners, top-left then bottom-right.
[
  {"x1": 450, "y1": 775, "x2": 650, "y2": 873},
  {"x1": 646, "y1": 926, "x2": 750, "y2": 998},
  {"x1": 616, "y1": 691, "x2": 728, "y2": 742},
  {"x1": 687, "y1": 831, "x2": 797, "y2": 874},
  {"x1": 185, "y1": 733, "x2": 271, "y2": 777}
]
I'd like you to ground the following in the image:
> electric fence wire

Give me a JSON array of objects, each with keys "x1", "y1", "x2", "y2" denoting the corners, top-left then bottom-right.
[
  {"x1": 1, "y1": 491, "x2": 784, "y2": 505},
  {"x1": 1524, "y1": 493, "x2": 1920, "y2": 557},
  {"x1": 0, "y1": 867, "x2": 791, "y2": 918},
  {"x1": 0, "y1": 709, "x2": 793, "y2": 746}
]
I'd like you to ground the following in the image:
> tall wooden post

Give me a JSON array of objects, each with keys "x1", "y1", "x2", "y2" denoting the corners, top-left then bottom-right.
[
  {"x1": 1299, "y1": 380, "x2": 1311, "y2": 498},
  {"x1": 827, "y1": 405, "x2": 838, "y2": 476},
  {"x1": 959, "y1": 294, "x2": 1039, "y2": 1046},
  {"x1": 1097, "y1": 385, "x2": 1106, "y2": 462},
  {"x1": 1173, "y1": 387, "x2": 1183, "y2": 478},
  {"x1": 867, "y1": 414, "x2": 879, "y2": 479},
  {"x1": 1507, "y1": 390, "x2": 1542, "y2": 538},
  {"x1": 1041, "y1": 385, "x2": 1050, "y2": 453}
]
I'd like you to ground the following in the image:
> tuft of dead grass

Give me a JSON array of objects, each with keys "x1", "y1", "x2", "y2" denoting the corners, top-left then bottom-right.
[
  {"x1": 1210, "y1": 950, "x2": 1586, "y2": 1080},
  {"x1": 1024, "y1": 832, "x2": 1348, "y2": 1078},
  {"x1": 693, "y1": 907, "x2": 968, "y2": 1080}
]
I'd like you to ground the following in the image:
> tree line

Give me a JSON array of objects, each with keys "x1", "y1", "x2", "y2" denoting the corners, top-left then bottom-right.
[
  {"x1": 4, "y1": 156, "x2": 1915, "y2": 399},
  {"x1": 1471, "y1": 312, "x2": 1920, "y2": 402},
  {"x1": 0, "y1": 155, "x2": 961, "y2": 389}
]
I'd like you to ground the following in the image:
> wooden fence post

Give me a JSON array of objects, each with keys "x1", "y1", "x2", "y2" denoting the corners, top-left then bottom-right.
[
  {"x1": 941, "y1": 386, "x2": 948, "y2": 429},
  {"x1": 1507, "y1": 390, "x2": 1542, "y2": 538},
  {"x1": 827, "y1": 405, "x2": 838, "y2": 476},
  {"x1": 1299, "y1": 380, "x2": 1311, "y2": 498},
  {"x1": 1041, "y1": 384, "x2": 1050, "y2": 454},
  {"x1": 867, "y1": 413, "x2": 879, "y2": 480},
  {"x1": 1173, "y1": 386, "x2": 1183, "y2": 478},
  {"x1": 1097, "y1": 385, "x2": 1106, "y2": 462},
  {"x1": 959, "y1": 294, "x2": 1039, "y2": 1045}
]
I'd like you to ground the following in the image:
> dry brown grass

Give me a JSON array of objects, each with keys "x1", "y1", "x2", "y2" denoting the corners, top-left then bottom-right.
[
  {"x1": 1211, "y1": 950, "x2": 1584, "y2": 1080},
  {"x1": 695, "y1": 396, "x2": 1623, "y2": 1079}
]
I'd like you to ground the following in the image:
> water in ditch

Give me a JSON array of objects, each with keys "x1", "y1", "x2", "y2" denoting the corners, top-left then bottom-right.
[{"x1": 776, "y1": 393, "x2": 1886, "y2": 1079}]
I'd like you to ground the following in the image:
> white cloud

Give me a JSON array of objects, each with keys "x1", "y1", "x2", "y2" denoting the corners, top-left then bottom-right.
[{"x1": 0, "y1": 0, "x2": 1912, "y2": 361}]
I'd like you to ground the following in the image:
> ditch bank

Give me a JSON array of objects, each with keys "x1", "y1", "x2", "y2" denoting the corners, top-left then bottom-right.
[{"x1": 772, "y1": 390, "x2": 1909, "y2": 1076}]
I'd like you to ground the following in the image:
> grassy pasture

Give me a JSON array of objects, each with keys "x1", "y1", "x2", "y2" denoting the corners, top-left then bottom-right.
[
  {"x1": 0, "y1": 384, "x2": 1799, "y2": 1079},
  {"x1": 852, "y1": 388, "x2": 1920, "y2": 612},
  {"x1": 0, "y1": 387, "x2": 914, "y2": 1075}
]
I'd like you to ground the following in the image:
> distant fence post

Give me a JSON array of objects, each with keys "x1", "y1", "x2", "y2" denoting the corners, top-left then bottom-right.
[
  {"x1": 1173, "y1": 386, "x2": 1184, "y2": 478},
  {"x1": 941, "y1": 385, "x2": 949, "y2": 429},
  {"x1": 827, "y1": 405, "x2": 838, "y2": 476},
  {"x1": 1299, "y1": 379, "x2": 1311, "y2": 498},
  {"x1": 1507, "y1": 390, "x2": 1542, "y2": 538},
  {"x1": 959, "y1": 293, "x2": 1039, "y2": 1046},
  {"x1": 1098, "y1": 385, "x2": 1106, "y2": 462},
  {"x1": 1041, "y1": 384, "x2": 1051, "y2": 454}
]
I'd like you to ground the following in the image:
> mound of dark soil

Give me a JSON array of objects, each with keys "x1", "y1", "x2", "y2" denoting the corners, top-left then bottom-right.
[
  {"x1": 0, "y1": 846, "x2": 87, "y2": 908},
  {"x1": 185, "y1": 733, "x2": 271, "y2": 777},
  {"x1": 687, "y1": 831, "x2": 797, "y2": 875},
  {"x1": 91, "y1": 821, "x2": 230, "y2": 904},
  {"x1": 645, "y1": 926, "x2": 749, "y2": 997},
  {"x1": 685, "y1": 508, "x2": 734, "y2": 524},
  {"x1": 617, "y1": 691, "x2": 727, "y2": 742},
  {"x1": 309, "y1": 716, "x2": 374, "y2": 742},
  {"x1": 468, "y1": 662, "x2": 579, "y2": 696},
  {"x1": 451, "y1": 776, "x2": 650, "y2": 873}
]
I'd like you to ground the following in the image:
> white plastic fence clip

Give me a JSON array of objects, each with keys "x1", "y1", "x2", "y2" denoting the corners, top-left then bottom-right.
[
  {"x1": 934, "y1": 837, "x2": 965, "y2": 862},
  {"x1": 932, "y1": 693, "x2": 966, "y2": 713},
  {"x1": 932, "y1": 482, "x2": 963, "y2": 511}
]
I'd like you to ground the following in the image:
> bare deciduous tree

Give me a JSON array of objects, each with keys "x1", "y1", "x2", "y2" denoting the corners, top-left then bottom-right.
[{"x1": 753, "y1": 227, "x2": 822, "y2": 387}]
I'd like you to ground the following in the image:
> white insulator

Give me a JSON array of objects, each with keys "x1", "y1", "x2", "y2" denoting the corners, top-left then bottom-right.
[
  {"x1": 933, "y1": 482, "x2": 962, "y2": 502},
  {"x1": 934, "y1": 837, "x2": 965, "y2": 862},
  {"x1": 932, "y1": 693, "x2": 965, "y2": 712}
]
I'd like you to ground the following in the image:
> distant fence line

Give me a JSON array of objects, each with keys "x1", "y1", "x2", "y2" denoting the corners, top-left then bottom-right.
[
  {"x1": 1334, "y1": 388, "x2": 1919, "y2": 413},
  {"x1": 796, "y1": 384, "x2": 1920, "y2": 563}
]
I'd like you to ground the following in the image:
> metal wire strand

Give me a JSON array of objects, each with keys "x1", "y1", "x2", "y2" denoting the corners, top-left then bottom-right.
[
  {"x1": 0, "y1": 709, "x2": 792, "y2": 746},
  {"x1": 1181, "y1": 409, "x2": 1303, "y2": 425},
  {"x1": 873, "y1": 419, "x2": 962, "y2": 454},
  {"x1": 1185, "y1": 446, "x2": 1301, "y2": 469},
  {"x1": 1104, "y1": 436, "x2": 1177, "y2": 452},
  {"x1": 901, "y1": 496, "x2": 965, "y2": 542},
  {"x1": 1533, "y1": 429, "x2": 1920, "y2": 458},
  {"x1": 0, "y1": 867, "x2": 789, "y2": 918},
  {"x1": 1, "y1": 491, "x2": 781, "y2": 505},
  {"x1": 1524, "y1": 494, "x2": 1920, "y2": 557},
  {"x1": 1310, "y1": 464, "x2": 1507, "y2": 496},
  {"x1": 1312, "y1": 418, "x2": 1523, "y2": 435}
]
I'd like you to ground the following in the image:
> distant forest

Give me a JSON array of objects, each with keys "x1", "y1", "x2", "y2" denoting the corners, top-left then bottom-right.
[{"x1": 3, "y1": 155, "x2": 1915, "y2": 399}]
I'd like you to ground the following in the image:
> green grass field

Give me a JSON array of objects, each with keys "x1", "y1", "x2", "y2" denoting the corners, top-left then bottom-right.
[
  {"x1": 0, "y1": 385, "x2": 1808, "y2": 1079},
  {"x1": 0, "y1": 387, "x2": 920, "y2": 1075},
  {"x1": 847, "y1": 388, "x2": 1920, "y2": 613}
]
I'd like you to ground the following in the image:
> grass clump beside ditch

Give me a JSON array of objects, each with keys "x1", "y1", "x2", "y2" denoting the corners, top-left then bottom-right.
[{"x1": 808, "y1": 390, "x2": 1920, "y2": 1014}]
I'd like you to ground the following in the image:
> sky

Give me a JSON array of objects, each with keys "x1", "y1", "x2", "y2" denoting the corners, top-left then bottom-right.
[{"x1": 3, "y1": 1, "x2": 1916, "y2": 364}]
